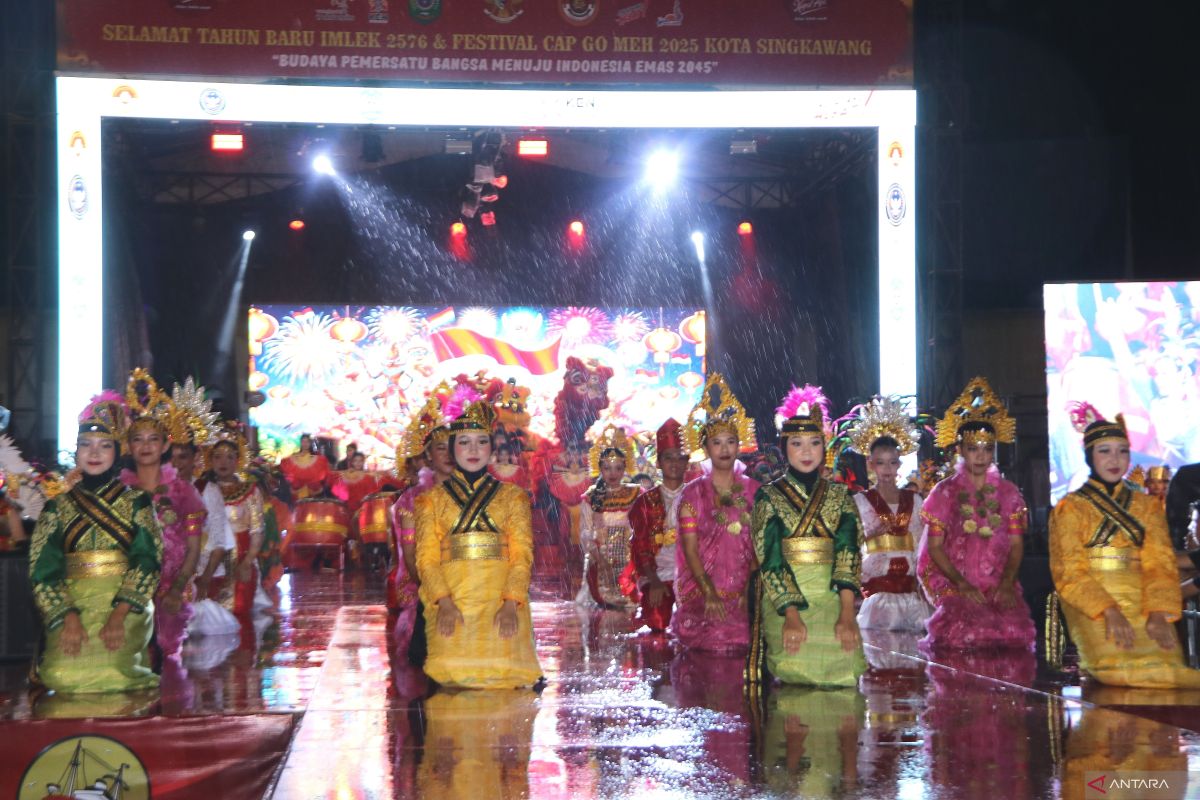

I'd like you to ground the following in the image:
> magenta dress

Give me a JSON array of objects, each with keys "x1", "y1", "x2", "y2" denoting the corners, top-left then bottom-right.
[
  {"x1": 388, "y1": 468, "x2": 435, "y2": 652},
  {"x1": 122, "y1": 465, "x2": 207, "y2": 658},
  {"x1": 671, "y1": 462, "x2": 760, "y2": 652},
  {"x1": 916, "y1": 463, "x2": 1036, "y2": 652}
]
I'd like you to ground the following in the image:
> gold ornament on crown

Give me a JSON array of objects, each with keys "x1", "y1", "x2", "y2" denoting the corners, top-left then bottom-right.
[
  {"x1": 846, "y1": 395, "x2": 921, "y2": 457},
  {"x1": 588, "y1": 424, "x2": 635, "y2": 478},
  {"x1": 683, "y1": 373, "x2": 755, "y2": 457},
  {"x1": 200, "y1": 419, "x2": 251, "y2": 475},
  {"x1": 397, "y1": 382, "x2": 452, "y2": 469},
  {"x1": 168, "y1": 377, "x2": 221, "y2": 447},
  {"x1": 934, "y1": 376, "x2": 1016, "y2": 450},
  {"x1": 124, "y1": 368, "x2": 175, "y2": 439}
]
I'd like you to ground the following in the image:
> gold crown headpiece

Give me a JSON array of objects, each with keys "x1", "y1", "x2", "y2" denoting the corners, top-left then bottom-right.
[
  {"x1": 589, "y1": 424, "x2": 635, "y2": 478},
  {"x1": 201, "y1": 419, "x2": 251, "y2": 474},
  {"x1": 1147, "y1": 465, "x2": 1172, "y2": 482},
  {"x1": 846, "y1": 395, "x2": 921, "y2": 456},
  {"x1": 398, "y1": 383, "x2": 452, "y2": 467},
  {"x1": 124, "y1": 368, "x2": 177, "y2": 440},
  {"x1": 168, "y1": 376, "x2": 222, "y2": 448},
  {"x1": 683, "y1": 373, "x2": 756, "y2": 456},
  {"x1": 448, "y1": 399, "x2": 497, "y2": 434},
  {"x1": 934, "y1": 377, "x2": 1016, "y2": 449}
]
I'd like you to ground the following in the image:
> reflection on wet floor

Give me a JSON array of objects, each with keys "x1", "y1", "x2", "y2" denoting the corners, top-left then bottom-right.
[{"x1": 4, "y1": 571, "x2": 1200, "y2": 798}]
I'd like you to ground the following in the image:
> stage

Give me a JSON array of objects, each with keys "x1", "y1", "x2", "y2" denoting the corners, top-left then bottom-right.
[{"x1": 4, "y1": 570, "x2": 1200, "y2": 799}]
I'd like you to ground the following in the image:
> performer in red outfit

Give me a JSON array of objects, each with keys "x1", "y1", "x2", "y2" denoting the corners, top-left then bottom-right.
[
  {"x1": 628, "y1": 419, "x2": 690, "y2": 632},
  {"x1": 279, "y1": 434, "x2": 331, "y2": 499}
]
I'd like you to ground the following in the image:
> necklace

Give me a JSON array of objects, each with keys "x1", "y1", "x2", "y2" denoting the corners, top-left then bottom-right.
[{"x1": 956, "y1": 481, "x2": 1001, "y2": 538}]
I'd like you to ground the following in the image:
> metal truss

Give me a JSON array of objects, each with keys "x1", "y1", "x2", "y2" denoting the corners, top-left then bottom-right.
[
  {"x1": 3, "y1": 0, "x2": 52, "y2": 455},
  {"x1": 916, "y1": 0, "x2": 966, "y2": 413}
]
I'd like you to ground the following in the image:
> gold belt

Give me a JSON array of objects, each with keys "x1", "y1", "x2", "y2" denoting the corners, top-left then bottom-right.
[
  {"x1": 782, "y1": 536, "x2": 834, "y2": 565},
  {"x1": 449, "y1": 531, "x2": 507, "y2": 561},
  {"x1": 66, "y1": 550, "x2": 128, "y2": 578},
  {"x1": 1087, "y1": 545, "x2": 1141, "y2": 572},
  {"x1": 865, "y1": 533, "x2": 915, "y2": 554}
]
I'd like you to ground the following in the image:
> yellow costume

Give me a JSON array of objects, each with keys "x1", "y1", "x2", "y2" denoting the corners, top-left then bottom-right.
[
  {"x1": 1050, "y1": 479, "x2": 1200, "y2": 688},
  {"x1": 415, "y1": 472, "x2": 542, "y2": 689},
  {"x1": 1051, "y1": 404, "x2": 1200, "y2": 688}
]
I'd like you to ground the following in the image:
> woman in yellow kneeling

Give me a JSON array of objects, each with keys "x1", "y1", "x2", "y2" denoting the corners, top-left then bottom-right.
[
  {"x1": 414, "y1": 395, "x2": 542, "y2": 690},
  {"x1": 1049, "y1": 402, "x2": 1200, "y2": 689}
]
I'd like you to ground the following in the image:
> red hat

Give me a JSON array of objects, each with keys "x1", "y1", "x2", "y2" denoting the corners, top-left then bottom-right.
[{"x1": 656, "y1": 418, "x2": 684, "y2": 454}]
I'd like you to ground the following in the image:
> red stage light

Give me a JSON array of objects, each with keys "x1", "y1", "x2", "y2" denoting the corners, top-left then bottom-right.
[
  {"x1": 211, "y1": 133, "x2": 244, "y2": 152},
  {"x1": 517, "y1": 138, "x2": 549, "y2": 158},
  {"x1": 569, "y1": 220, "x2": 585, "y2": 237},
  {"x1": 492, "y1": 175, "x2": 509, "y2": 189},
  {"x1": 450, "y1": 221, "x2": 467, "y2": 237},
  {"x1": 480, "y1": 211, "x2": 497, "y2": 227},
  {"x1": 737, "y1": 221, "x2": 753, "y2": 236},
  {"x1": 288, "y1": 219, "x2": 305, "y2": 231}
]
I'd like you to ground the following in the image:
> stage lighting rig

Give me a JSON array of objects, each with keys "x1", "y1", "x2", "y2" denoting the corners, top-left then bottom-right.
[{"x1": 457, "y1": 128, "x2": 509, "y2": 227}]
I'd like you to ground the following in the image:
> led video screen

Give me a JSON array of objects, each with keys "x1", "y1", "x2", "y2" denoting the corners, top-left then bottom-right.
[
  {"x1": 248, "y1": 304, "x2": 705, "y2": 464},
  {"x1": 1045, "y1": 281, "x2": 1200, "y2": 502}
]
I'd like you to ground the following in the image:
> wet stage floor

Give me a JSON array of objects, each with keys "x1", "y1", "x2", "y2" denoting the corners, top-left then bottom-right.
[{"x1": 5, "y1": 571, "x2": 1200, "y2": 799}]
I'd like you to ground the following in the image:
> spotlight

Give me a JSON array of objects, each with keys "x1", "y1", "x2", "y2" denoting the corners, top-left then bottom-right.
[
  {"x1": 569, "y1": 220, "x2": 585, "y2": 237},
  {"x1": 690, "y1": 231, "x2": 704, "y2": 261},
  {"x1": 312, "y1": 154, "x2": 335, "y2": 175},
  {"x1": 480, "y1": 211, "x2": 497, "y2": 227},
  {"x1": 289, "y1": 219, "x2": 306, "y2": 231},
  {"x1": 450, "y1": 221, "x2": 467, "y2": 237},
  {"x1": 517, "y1": 138, "x2": 549, "y2": 158},
  {"x1": 243, "y1": 230, "x2": 256, "y2": 242},
  {"x1": 645, "y1": 150, "x2": 679, "y2": 189},
  {"x1": 492, "y1": 174, "x2": 508, "y2": 189},
  {"x1": 737, "y1": 221, "x2": 753, "y2": 236}
]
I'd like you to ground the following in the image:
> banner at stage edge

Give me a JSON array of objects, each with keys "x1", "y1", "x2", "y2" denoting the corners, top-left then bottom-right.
[{"x1": 58, "y1": 0, "x2": 911, "y2": 88}]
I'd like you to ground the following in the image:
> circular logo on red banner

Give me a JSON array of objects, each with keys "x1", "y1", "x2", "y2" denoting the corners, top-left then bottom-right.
[{"x1": 18, "y1": 734, "x2": 150, "y2": 800}]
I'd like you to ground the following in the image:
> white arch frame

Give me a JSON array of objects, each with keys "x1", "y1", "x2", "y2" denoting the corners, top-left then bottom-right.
[{"x1": 54, "y1": 77, "x2": 916, "y2": 454}]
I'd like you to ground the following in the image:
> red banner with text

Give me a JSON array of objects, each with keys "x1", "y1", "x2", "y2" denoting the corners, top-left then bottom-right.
[
  {"x1": 2, "y1": 714, "x2": 296, "y2": 799},
  {"x1": 57, "y1": 0, "x2": 912, "y2": 88}
]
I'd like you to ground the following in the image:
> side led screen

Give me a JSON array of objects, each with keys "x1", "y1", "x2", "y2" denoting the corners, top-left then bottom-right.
[{"x1": 1045, "y1": 281, "x2": 1200, "y2": 502}]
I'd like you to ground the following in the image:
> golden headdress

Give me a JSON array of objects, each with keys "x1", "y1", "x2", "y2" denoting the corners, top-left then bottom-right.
[
  {"x1": 589, "y1": 424, "x2": 635, "y2": 478},
  {"x1": 77, "y1": 390, "x2": 128, "y2": 449},
  {"x1": 934, "y1": 377, "x2": 1016, "y2": 449},
  {"x1": 845, "y1": 395, "x2": 921, "y2": 456},
  {"x1": 683, "y1": 373, "x2": 756, "y2": 456},
  {"x1": 169, "y1": 377, "x2": 222, "y2": 447},
  {"x1": 1147, "y1": 465, "x2": 1172, "y2": 482},
  {"x1": 397, "y1": 382, "x2": 453, "y2": 469},
  {"x1": 125, "y1": 368, "x2": 175, "y2": 438},
  {"x1": 446, "y1": 382, "x2": 497, "y2": 434},
  {"x1": 203, "y1": 419, "x2": 251, "y2": 473}
]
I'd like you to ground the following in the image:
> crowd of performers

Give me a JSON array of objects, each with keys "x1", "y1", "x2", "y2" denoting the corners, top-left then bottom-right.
[{"x1": 3, "y1": 364, "x2": 1200, "y2": 702}]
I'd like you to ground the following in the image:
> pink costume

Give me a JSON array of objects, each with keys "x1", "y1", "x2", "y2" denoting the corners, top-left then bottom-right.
[
  {"x1": 854, "y1": 489, "x2": 932, "y2": 631},
  {"x1": 671, "y1": 462, "x2": 760, "y2": 652},
  {"x1": 121, "y1": 465, "x2": 207, "y2": 658},
  {"x1": 916, "y1": 463, "x2": 1036, "y2": 652},
  {"x1": 388, "y1": 467, "x2": 436, "y2": 652}
]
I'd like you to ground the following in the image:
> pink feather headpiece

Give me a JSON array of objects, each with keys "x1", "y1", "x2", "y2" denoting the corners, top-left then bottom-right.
[
  {"x1": 775, "y1": 384, "x2": 831, "y2": 437},
  {"x1": 77, "y1": 390, "x2": 128, "y2": 443},
  {"x1": 1067, "y1": 400, "x2": 1127, "y2": 447}
]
